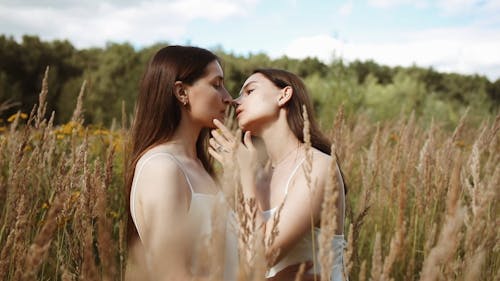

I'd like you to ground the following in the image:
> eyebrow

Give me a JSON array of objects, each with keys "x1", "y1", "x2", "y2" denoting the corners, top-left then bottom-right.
[
  {"x1": 239, "y1": 81, "x2": 257, "y2": 96},
  {"x1": 211, "y1": 75, "x2": 224, "y2": 81}
]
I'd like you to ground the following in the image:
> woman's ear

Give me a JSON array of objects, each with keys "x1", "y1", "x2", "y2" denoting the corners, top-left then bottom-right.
[
  {"x1": 277, "y1": 86, "x2": 293, "y2": 107},
  {"x1": 174, "y1": 81, "x2": 189, "y2": 106}
]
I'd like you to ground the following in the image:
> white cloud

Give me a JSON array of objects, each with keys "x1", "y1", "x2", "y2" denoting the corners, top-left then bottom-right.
[
  {"x1": 367, "y1": 0, "x2": 500, "y2": 15},
  {"x1": 0, "y1": 0, "x2": 259, "y2": 48},
  {"x1": 280, "y1": 28, "x2": 500, "y2": 80},
  {"x1": 283, "y1": 35, "x2": 345, "y2": 62},
  {"x1": 367, "y1": 0, "x2": 429, "y2": 9},
  {"x1": 339, "y1": 1, "x2": 353, "y2": 16},
  {"x1": 436, "y1": 0, "x2": 483, "y2": 15}
]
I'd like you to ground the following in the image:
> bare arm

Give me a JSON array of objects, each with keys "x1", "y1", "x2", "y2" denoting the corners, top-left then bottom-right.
[
  {"x1": 264, "y1": 153, "x2": 329, "y2": 264},
  {"x1": 133, "y1": 154, "x2": 198, "y2": 280},
  {"x1": 209, "y1": 120, "x2": 342, "y2": 266}
]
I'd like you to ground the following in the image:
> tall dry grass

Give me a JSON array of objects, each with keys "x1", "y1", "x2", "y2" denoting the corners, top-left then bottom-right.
[{"x1": 0, "y1": 70, "x2": 498, "y2": 280}]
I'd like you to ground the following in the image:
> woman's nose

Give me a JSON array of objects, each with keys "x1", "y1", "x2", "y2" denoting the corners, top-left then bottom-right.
[
  {"x1": 232, "y1": 95, "x2": 242, "y2": 106},
  {"x1": 221, "y1": 87, "x2": 232, "y2": 104}
]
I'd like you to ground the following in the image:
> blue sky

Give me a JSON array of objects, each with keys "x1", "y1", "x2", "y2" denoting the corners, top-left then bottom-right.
[{"x1": 1, "y1": 0, "x2": 499, "y2": 80}]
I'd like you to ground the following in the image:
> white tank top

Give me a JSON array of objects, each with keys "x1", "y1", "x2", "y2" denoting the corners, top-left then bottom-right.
[
  {"x1": 262, "y1": 158, "x2": 348, "y2": 281},
  {"x1": 130, "y1": 150, "x2": 238, "y2": 281}
]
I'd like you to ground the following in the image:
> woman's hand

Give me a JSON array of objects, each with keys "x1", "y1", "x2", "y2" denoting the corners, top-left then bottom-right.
[
  {"x1": 209, "y1": 119, "x2": 259, "y2": 196},
  {"x1": 209, "y1": 119, "x2": 257, "y2": 173}
]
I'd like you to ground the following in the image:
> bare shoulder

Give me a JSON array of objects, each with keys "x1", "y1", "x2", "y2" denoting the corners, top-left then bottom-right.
[
  {"x1": 134, "y1": 150, "x2": 190, "y2": 207},
  {"x1": 135, "y1": 151, "x2": 185, "y2": 183},
  {"x1": 310, "y1": 148, "x2": 332, "y2": 172}
]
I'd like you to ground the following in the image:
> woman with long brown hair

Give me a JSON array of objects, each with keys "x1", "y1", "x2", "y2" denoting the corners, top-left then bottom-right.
[
  {"x1": 210, "y1": 69, "x2": 348, "y2": 281},
  {"x1": 125, "y1": 45, "x2": 234, "y2": 280}
]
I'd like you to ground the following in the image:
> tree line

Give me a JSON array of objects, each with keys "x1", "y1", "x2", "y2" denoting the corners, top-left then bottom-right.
[{"x1": 1, "y1": 35, "x2": 498, "y2": 128}]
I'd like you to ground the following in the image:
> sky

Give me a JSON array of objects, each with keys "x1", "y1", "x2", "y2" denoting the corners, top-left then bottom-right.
[{"x1": 1, "y1": 0, "x2": 499, "y2": 80}]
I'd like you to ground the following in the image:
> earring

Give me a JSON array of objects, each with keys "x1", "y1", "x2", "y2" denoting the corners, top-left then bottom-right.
[{"x1": 182, "y1": 89, "x2": 189, "y2": 106}]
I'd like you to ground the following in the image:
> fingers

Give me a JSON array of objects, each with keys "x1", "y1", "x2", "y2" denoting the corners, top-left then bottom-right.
[
  {"x1": 213, "y1": 119, "x2": 235, "y2": 142},
  {"x1": 209, "y1": 137, "x2": 232, "y2": 156},
  {"x1": 211, "y1": 129, "x2": 232, "y2": 149},
  {"x1": 208, "y1": 147, "x2": 224, "y2": 163}
]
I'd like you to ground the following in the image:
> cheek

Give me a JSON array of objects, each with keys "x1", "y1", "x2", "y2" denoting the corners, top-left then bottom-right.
[
  {"x1": 190, "y1": 90, "x2": 225, "y2": 123},
  {"x1": 239, "y1": 96, "x2": 277, "y2": 128},
  {"x1": 248, "y1": 95, "x2": 276, "y2": 116}
]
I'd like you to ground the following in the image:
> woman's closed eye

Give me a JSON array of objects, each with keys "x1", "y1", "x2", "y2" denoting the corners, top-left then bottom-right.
[{"x1": 246, "y1": 88, "x2": 255, "y2": 95}]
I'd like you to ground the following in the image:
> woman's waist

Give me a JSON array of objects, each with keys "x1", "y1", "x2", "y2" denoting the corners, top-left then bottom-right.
[{"x1": 266, "y1": 232, "x2": 346, "y2": 277}]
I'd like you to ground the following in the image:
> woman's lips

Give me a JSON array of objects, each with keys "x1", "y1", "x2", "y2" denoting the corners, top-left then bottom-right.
[{"x1": 235, "y1": 108, "x2": 243, "y2": 119}]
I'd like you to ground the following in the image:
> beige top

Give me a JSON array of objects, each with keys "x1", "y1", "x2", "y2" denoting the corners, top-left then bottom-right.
[
  {"x1": 130, "y1": 150, "x2": 238, "y2": 281},
  {"x1": 262, "y1": 158, "x2": 348, "y2": 281}
]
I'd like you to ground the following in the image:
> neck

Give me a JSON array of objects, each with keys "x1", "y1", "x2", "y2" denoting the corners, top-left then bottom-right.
[
  {"x1": 168, "y1": 110, "x2": 202, "y2": 159},
  {"x1": 259, "y1": 109, "x2": 302, "y2": 166}
]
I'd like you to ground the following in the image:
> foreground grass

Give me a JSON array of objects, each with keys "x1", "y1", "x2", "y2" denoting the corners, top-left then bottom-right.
[{"x1": 0, "y1": 70, "x2": 498, "y2": 280}]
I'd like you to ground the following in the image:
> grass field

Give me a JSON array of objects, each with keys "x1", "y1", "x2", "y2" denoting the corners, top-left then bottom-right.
[{"x1": 0, "y1": 71, "x2": 498, "y2": 281}]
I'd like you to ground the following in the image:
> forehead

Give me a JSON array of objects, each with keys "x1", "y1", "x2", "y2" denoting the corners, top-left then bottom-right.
[
  {"x1": 242, "y1": 73, "x2": 268, "y2": 87},
  {"x1": 204, "y1": 60, "x2": 223, "y2": 78}
]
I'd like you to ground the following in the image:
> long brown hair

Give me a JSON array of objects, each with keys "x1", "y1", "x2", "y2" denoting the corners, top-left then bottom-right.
[
  {"x1": 253, "y1": 68, "x2": 348, "y2": 192},
  {"x1": 126, "y1": 45, "x2": 218, "y2": 242}
]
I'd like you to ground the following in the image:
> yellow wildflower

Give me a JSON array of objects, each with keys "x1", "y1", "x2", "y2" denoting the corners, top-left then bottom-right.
[
  {"x1": 93, "y1": 129, "x2": 110, "y2": 136},
  {"x1": 110, "y1": 211, "x2": 120, "y2": 219},
  {"x1": 7, "y1": 112, "x2": 28, "y2": 122},
  {"x1": 389, "y1": 132, "x2": 399, "y2": 143},
  {"x1": 454, "y1": 140, "x2": 466, "y2": 148},
  {"x1": 70, "y1": 191, "x2": 81, "y2": 203},
  {"x1": 55, "y1": 121, "x2": 83, "y2": 136}
]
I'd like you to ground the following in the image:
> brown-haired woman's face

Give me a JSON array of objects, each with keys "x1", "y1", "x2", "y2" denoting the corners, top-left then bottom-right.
[
  {"x1": 233, "y1": 73, "x2": 282, "y2": 133},
  {"x1": 186, "y1": 60, "x2": 231, "y2": 128}
]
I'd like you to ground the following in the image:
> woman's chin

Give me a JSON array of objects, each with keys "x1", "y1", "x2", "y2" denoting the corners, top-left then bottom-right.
[{"x1": 237, "y1": 119, "x2": 246, "y2": 130}]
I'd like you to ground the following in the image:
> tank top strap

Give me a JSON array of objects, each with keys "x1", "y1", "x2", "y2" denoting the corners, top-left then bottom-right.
[
  {"x1": 283, "y1": 157, "x2": 306, "y2": 197},
  {"x1": 130, "y1": 151, "x2": 196, "y2": 242},
  {"x1": 159, "y1": 152, "x2": 195, "y2": 194}
]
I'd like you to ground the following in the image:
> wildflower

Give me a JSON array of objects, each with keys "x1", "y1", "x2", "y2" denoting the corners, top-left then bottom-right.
[
  {"x1": 70, "y1": 191, "x2": 81, "y2": 204},
  {"x1": 93, "y1": 129, "x2": 110, "y2": 136},
  {"x1": 389, "y1": 132, "x2": 399, "y2": 143},
  {"x1": 454, "y1": 140, "x2": 466, "y2": 148},
  {"x1": 110, "y1": 211, "x2": 120, "y2": 219},
  {"x1": 55, "y1": 121, "x2": 82, "y2": 135},
  {"x1": 113, "y1": 138, "x2": 123, "y2": 152},
  {"x1": 42, "y1": 202, "x2": 50, "y2": 209},
  {"x1": 7, "y1": 112, "x2": 28, "y2": 122}
]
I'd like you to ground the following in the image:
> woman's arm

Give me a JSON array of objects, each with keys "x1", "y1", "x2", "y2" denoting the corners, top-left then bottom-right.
[
  {"x1": 209, "y1": 120, "x2": 336, "y2": 265},
  {"x1": 133, "y1": 154, "x2": 195, "y2": 280},
  {"x1": 264, "y1": 152, "x2": 330, "y2": 263}
]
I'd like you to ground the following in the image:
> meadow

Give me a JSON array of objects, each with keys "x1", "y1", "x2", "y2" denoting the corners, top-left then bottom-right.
[{"x1": 0, "y1": 68, "x2": 498, "y2": 281}]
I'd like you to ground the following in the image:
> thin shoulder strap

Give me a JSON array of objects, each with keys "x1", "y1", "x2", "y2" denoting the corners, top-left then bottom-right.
[
  {"x1": 159, "y1": 152, "x2": 195, "y2": 194},
  {"x1": 284, "y1": 157, "x2": 306, "y2": 197},
  {"x1": 130, "y1": 152, "x2": 195, "y2": 242}
]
